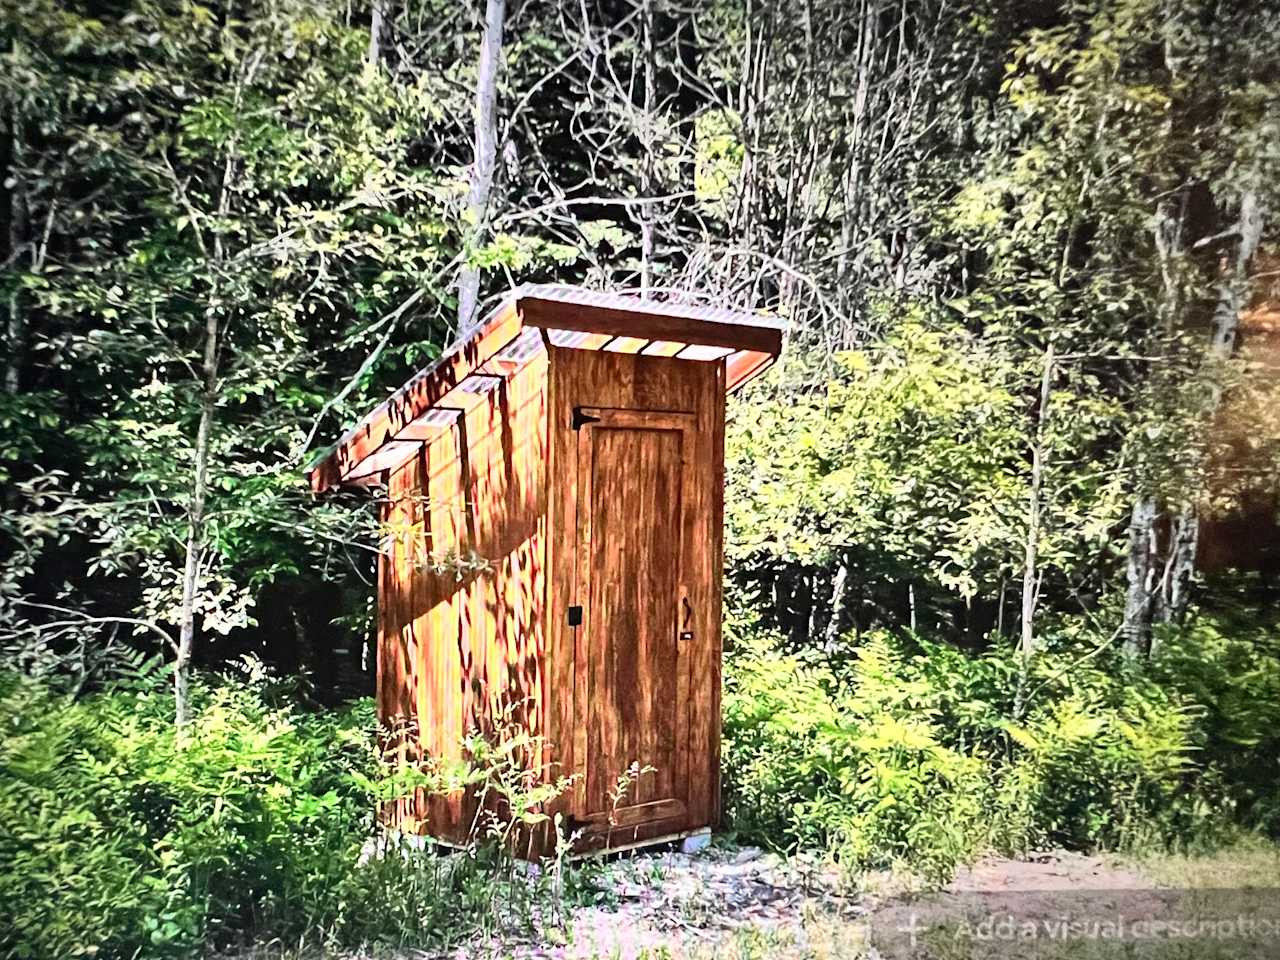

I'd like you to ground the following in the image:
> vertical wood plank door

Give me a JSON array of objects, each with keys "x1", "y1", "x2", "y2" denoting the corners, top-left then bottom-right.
[{"x1": 572, "y1": 406, "x2": 697, "y2": 833}]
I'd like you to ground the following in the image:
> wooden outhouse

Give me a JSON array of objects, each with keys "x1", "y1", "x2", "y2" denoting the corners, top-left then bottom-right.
[{"x1": 308, "y1": 285, "x2": 783, "y2": 855}]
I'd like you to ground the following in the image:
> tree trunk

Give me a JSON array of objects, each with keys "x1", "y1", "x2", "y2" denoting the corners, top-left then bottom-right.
[
  {"x1": 806, "y1": 570, "x2": 821, "y2": 643},
  {"x1": 823, "y1": 552, "x2": 849, "y2": 647},
  {"x1": 1155, "y1": 501, "x2": 1198, "y2": 633},
  {"x1": 3, "y1": 99, "x2": 28, "y2": 396},
  {"x1": 292, "y1": 604, "x2": 314, "y2": 692},
  {"x1": 1014, "y1": 343, "x2": 1054, "y2": 719},
  {"x1": 995, "y1": 575, "x2": 1007, "y2": 637},
  {"x1": 672, "y1": 4, "x2": 698, "y2": 257},
  {"x1": 456, "y1": 0, "x2": 507, "y2": 331},
  {"x1": 1122, "y1": 191, "x2": 1186, "y2": 650},
  {"x1": 638, "y1": 0, "x2": 656, "y2": 294},
  {"x1": 175, "y1": 304, "x2": 219, "y2": 729},
  {"x1": 1156, "y1": 180, "x2": 1264, "y2": 625},
  {"x1": 174, "y1": 125, "x2": 238, "y2": 728},
  {"x1": 1122, "y1": 494, "x2": 1157, "y2": 657},
  {"x1": 1020, "y1": 343, "x2": 1055, "y2": 656},
  {"x1": 1207, "y1": 185, "x2": 1263, "y2": 365},
  {"x1": 367, "y1": 0, "x2": 386, "y2": 68}
]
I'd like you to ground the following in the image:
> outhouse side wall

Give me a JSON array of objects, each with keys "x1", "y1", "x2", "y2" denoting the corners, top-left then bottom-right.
[{"x1": 378, "y1": 349, "x2": 553, "y2": 843}]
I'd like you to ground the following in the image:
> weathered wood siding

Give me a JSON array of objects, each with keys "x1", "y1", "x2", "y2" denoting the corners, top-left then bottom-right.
[
  {"x1": 378, "y1": 350, "x2": 551, "y2": 843},
  {"x1": 379, "y1": 342, "x2": 728, "y2": 856}
]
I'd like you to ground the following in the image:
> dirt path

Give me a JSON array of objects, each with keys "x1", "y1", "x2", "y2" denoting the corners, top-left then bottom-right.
[
  {"x1": 447, "y1": 846, "x2": 1146, "y2": 959},
  {"x1": 265, "y1": 843, "x2": 1275, "y2": 959},
  {"x1": 472, "y1": 844, "x2": 1278, "y2": 960}
]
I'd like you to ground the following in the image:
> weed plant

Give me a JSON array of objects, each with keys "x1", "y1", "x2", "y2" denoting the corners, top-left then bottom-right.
[{"x1": 721, "y1": 611, "x2": 1280, "y2": 885}]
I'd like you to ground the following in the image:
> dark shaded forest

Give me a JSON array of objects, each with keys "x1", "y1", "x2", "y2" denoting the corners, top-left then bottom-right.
[{"x1": 2, "y1": 0, "x2": 1279, "y2": 956}]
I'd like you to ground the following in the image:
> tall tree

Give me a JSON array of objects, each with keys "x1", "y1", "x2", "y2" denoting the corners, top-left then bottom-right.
[{"x1": 456, "y1": 0, "x2": 507, "y2": 330}]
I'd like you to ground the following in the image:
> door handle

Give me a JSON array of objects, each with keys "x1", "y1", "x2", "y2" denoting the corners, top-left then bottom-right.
[{"x1": 680, "y1": 595, "x2": 694, "y2": 642}]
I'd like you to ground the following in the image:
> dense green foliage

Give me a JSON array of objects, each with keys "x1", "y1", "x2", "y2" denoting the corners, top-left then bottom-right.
[
  {"x1": 0, "y1": 664, "x2": 598, "y2": 958},
  {"x1": 726, "y1": 314, "x2": 1125, "y2": 641},
  {"x1": 0, "y1": 666, "x2": 373, "y2": 956},
  {"x1": 2, "y1": 0, "x2": 1280, "y2": 953},
  {"x1": 722, "y1": 609, "x2": 1280, "y2": 884},
  {"x1": 1151, "y1": 604, "x2": 1280, "y2": 835}
]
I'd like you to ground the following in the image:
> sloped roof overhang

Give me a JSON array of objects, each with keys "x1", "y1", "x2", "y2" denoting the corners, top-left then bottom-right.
[{"x1": 306, "y1": 285, "x2": 785, "y2": 491}]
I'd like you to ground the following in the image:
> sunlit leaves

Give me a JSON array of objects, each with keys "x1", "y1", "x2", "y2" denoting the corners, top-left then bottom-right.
[{"x1": 0, "y1": 0, "x2": 472, "y2": 651}]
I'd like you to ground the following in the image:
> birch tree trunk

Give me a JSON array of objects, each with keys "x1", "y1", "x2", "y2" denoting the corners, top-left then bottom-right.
[
  {"x1": 1121, "y1": 495, "x2": 1157, "y2": 657},
  {"x1": 1122, "y1": 192, "x2": 1185, "y2": 653},
  {"x1": 1014, "y1": 343, "x2": 1054, "y2": 719},
  {"x1": 1156, "y1": 180, "x2": 1265, "y2": 628},
  {"x1": 1156, "y1": 502, "x2": 1198, "y2": 632},
  {"x1": 456, "y1": 0, "x2": 506, "y2": 331},
  {"x1": 367, "y1": 0, "x2": 386, "y2": 68},
  {"x1": 823, "y1": 553, "x2": 850, "y2": 647}
]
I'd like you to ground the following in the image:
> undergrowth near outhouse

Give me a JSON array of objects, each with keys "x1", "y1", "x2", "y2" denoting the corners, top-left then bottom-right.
[
  {"x1": 720, "y1": 608, "x2": 1280, "y2": 886},
  {"x1": 0, "y1": 661, "x2": 604, "y2": 959}
]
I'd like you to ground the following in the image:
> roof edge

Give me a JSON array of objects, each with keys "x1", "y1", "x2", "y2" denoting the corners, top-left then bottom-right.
[{"x1": 306, "y1": 285, "x2": 785, "y2": 492}]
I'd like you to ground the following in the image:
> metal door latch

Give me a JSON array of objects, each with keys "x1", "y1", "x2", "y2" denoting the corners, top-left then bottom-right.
[
  {"x1": 679, "y1": 596, "x2": 693, "y2": 641},
  {"x1": 572, "y1": 407, "x2": 602, "y2": 430}
]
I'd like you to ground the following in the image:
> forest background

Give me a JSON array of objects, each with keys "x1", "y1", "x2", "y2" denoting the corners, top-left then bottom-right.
[{"x1": 2, "y1": 0, "x2": 1279, "y2": 956}]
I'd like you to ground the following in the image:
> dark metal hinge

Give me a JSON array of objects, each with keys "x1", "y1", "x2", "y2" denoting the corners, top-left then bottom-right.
[
  {"x1": 572, "y1": 407, "x2": 602, "y2": 430},
  {"x1": 567, "y1": 605, "x2": 583, "y2": 627}
]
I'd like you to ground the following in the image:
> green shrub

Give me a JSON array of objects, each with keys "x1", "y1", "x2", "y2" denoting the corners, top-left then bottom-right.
[
  {"x1": 721, "y1": 631, "x2": 841, "y2": 847},
  {"x1": 0, "y1": 665, "x2": 379, "y2": 958},
  {"x1": 0, "y1": 662, "x2": 585, "y2": 958},
  {"x1": 1, "y1": 670, "x2": 193, "y2": 957},
  {"x1": 820, "y1": 637, "x2": 989, "y2": 882},
  {"x1": 722, "y1": 623, "x2": 1237, "y2": 883},
  {"x1": 724, "y1": 632, "x2": 988, "y2": 883},
  {"x1": 1152, "y1": 612, "x2": 1280, "y2": 836},
  {"x1": 1000, "y1": 680, "x2": 1200, "y2": 851}
]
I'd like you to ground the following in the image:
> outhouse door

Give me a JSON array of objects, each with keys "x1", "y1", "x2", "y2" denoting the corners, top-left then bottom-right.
[{"x1": 571, "y1": 405, "x2": 698, "y2": 833}]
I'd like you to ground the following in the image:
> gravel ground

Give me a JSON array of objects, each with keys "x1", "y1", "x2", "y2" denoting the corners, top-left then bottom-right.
[{"x1": 229, "y1": 843, "x2": 1280, "y2": 960}]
